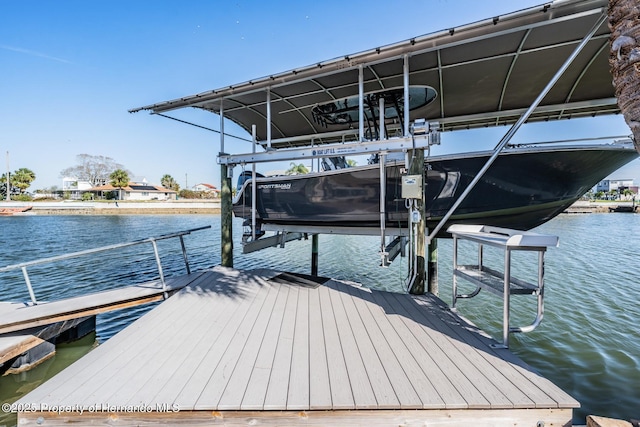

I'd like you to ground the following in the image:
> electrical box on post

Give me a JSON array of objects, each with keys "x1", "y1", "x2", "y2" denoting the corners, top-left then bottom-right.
[{"x1": 401, "y1": 174, "x2": 423, "y2": 199}]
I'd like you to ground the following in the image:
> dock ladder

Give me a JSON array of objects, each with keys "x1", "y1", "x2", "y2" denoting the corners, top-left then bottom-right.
[{"x1": 448, "y1": 224, "x2": 559, "y2": 348}]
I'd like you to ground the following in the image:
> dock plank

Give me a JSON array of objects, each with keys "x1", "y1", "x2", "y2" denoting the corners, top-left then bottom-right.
[
  {"x1": 326, "y1": 281, "x2": 378, "y2": 409},
  {"x1": 412, "y1": 295, "x2": 577, "y2": 408},
  {"x1": 215, "y1": 280, "x2": 283, "y2": 410},
  {"x1": 99, "y1": 277, "x2": 231, "y2": 405},
  {"x1": 410, "y1": 295, "x2": 539, "y2": 408},
  {"x1": 333, "y1": 281, "x2": 404, "y2": 409},
  {"x1": 379, "y1": 290, "x2": 491, "y2": 409},
  {"x1": 343, "y1": 285, "x2": 446, "y2": 409},
  {"x1": 0, "y1": 333, "x2": 46, "y2": 365},
  {"x1": 175, "y1": 274, "x2": 272, "y2": 410},
  {"x1": 15, "y1": 266, "x2": 579, "y2": 426},
  {"x1": 308, "y1": 285, "x2": 332, "y2": 410},
  {"x1": 146, "y1": 270, "x2": 265, "y2": 405},
  {"x1": 339, "y1": 281, "x2": 442, "y2": 409},
  {"x1": 390, "y1": 292, "x2": 514, "y2": 409},
  {"x1": 285, "y1": 286, "x2": 310, "y2": 410},
  {"x1": 47, "y1": 272, "x2": 214, "y2": 405},
  {"x1": 262, "y1": 285, "x2": 298, "y2": 410},
  {"x1": 0, "y1": 273, "x2": 202, "y2": 334},
  {"x1": 192, "y1": 277, "x2": 279, "y2": 410},
  {"x1": 318, "y1": 285, "x2": 355, "y2": 410},
  {"x1": 236, "y1": 283, "x2": 290, "y2": 410},
  {"x1": 367, "y1": 290, "x2": 469, "y2": 409},
  {"x1": 16, "y1": 272, "x2": 209, "y2": 405}
]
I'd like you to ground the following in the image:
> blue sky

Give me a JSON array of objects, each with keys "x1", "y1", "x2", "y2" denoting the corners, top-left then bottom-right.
[{"x1": 1, "y1": 0, "x2": 636, "y2": 191}]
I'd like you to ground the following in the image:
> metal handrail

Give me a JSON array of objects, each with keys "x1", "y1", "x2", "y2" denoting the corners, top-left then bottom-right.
[{"x1": 0, "y1": 225, "x2": 211, "y2": 305}]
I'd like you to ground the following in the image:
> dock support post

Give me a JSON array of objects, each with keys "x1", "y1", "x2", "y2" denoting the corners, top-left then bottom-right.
[
  {"x1": 219, "y1": 99, "x2": 233, "y2": 268},
  {"x1": 311, "y1": 234, "x2": 319, "y2": 276},
  {"x1": 408, "y1": 148, "x2": 426, "y2": 295},
  {"x1": 428, "y1": 238, "x2": 438, "y2": 295},
  {"x1": 221, "y1": 163, "x2": 233, "y2": 267}
]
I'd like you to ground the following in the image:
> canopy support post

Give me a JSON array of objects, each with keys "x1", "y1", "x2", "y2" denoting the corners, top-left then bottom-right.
[
  {"x1": 251, "y1": 125, "x2": 257, "y2": 241},
  {"x1": 403, "y1": 54, "x2": 410, "y2": 137},
  {"x1": 266, "y1": 87, "x2": 272, "y2": 150},
  {"x1": 358, "y1": 65, "x2": 364, "y2": 142}
]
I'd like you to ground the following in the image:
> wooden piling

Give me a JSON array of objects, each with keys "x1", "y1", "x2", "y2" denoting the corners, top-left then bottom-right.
[
  {"x1": 311, "y1": 234, "x2": 319, "y2": 276},
  {"x1": 221, "y1": 164, "x2": 233, "y2": 267},
  {"x1": 408, "y1": 148, "x2": 426, "y2": 295},
  {"x1": 428, "y1": 238, "x2": 438, "y2": 295}
]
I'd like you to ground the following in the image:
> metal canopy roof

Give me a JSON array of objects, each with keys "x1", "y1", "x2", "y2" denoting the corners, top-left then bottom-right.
[{"x1": 130, "y1": 0, "x2": 615, "y2": 148}]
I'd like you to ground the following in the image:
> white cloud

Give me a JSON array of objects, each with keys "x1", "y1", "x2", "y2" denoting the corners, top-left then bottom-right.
[{"x1": 0, "y1": 44, "x2": 71, "y2": 64}]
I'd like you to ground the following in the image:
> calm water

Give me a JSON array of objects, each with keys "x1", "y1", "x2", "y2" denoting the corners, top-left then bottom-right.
[{"x1": 0, "y1": 213, "x2": 639, "y2": 424}]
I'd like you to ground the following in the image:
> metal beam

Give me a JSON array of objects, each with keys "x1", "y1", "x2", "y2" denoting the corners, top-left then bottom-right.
[
  {"x1": 218, "y1": 135, "x2": 432, "y2": 165},
  {"x1": 262, "y1": 224, "x2": 411, "y2": 237},
  {"x1": 427, "y1": 12, "x2": 607, "y2": 242},
  {"x1": 242, "y1": 232, "x2": 307, "y2": 254}
]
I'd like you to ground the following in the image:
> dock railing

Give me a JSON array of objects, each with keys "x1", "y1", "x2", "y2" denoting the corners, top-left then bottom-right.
[{"x1": 0, "y1": 226, "x2": 211, "y2": 305}]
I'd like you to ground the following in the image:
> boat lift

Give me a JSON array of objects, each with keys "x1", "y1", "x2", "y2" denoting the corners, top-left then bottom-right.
[
  {"x1": 226, "y1": 5, "x2": 604, "y2": 290},
  {"x1": 130, "y1": 1, "x2": 615, "y2": 298},
  {"x1": 223, "y1": 57, "x2": 441, "y2": 290}
]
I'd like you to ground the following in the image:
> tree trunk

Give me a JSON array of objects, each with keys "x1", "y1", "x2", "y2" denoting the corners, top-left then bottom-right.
[{"x1": 608, "y1": 0, "x2": 640, "y2": 153}]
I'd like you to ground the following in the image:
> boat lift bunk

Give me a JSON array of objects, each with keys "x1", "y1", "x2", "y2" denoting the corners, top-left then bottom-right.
[{"x1": 130, "y1": 0, "x2": 618, "y2": 295}]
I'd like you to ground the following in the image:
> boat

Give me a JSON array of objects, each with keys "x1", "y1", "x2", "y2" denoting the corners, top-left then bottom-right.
[
  {"x1": 0, "y1": 206, "x2": 32, "y2": 216},
  {"x1": 233, "y1": 142, "x2": 638, "y2": 238},
  {"x1": 608, "y1": 203, "x2": 638, "y2": 213},
  {"x1": 130, "y1": 0, "x2": 638, "y2": 239}
]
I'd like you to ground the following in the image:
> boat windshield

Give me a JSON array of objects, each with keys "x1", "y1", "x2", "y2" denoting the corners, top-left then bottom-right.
[{"x1": 236, "y1": 170, "x2": 264, "y2": 191}]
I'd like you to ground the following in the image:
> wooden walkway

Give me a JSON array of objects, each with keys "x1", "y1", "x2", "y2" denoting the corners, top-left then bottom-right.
[
  {"x1": 16, "y1": 266, "x2": 578, "y2": 426},
  {"x1": 0, "y1": 273, "x2": 205, "y2": 367}
]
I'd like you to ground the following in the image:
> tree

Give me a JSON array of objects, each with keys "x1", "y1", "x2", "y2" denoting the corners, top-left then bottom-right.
[
  {"x1": 285, "y1": 162, "x2": 309, "y2": 175},
  {"x1": 12, "y1": 168, "x2": 36, "y2": 194},
  {"x1": 110, "y1": 169, "x2": 129, "y2": 201},
  {"x1": 60, "y1": 154, "x2": 130, "y2": 187},
  {"x1": 161, "y1": 174, "x2": 180, "y2": 192},
  {"x1": 608, "y1": 0, "x2": 640, "y2": 153},
  {"x1": 0, "y1": 173, "x2": 11, "y2": 198}
]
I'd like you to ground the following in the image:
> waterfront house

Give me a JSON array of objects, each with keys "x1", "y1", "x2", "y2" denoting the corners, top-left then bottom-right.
[
  {"x1": 62, "y1": 177, "x2": 104, "y2": 200},
  {"x1": 88, "y1": 182, "x2": 177, "y2": 201},
  {"x1": 192, "y1": 183, "x2": 220, "y2": 197},
  {"x1": 595, "y1": 179, "x2": 638, "y2": 199}
]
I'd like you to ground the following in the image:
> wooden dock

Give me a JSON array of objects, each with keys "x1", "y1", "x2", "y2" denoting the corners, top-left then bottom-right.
[
  {"x1": 0, "y1": 272, "x2": 205, "y2": 369},
  {"x1": 15, "y1": 266, "x2": 579, "y2": 426}
]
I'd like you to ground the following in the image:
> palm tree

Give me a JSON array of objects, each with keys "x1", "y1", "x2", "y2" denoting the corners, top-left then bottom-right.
[
  {"x1": 161, "y1": 174, "x2": 180, "y2": 191},
  {"x1": 109, "y1": 169, "x2": 129, "y2": 201},
  {"x1": 285, "y1": 162, "x2": 309, "y2": 175},
  {"x1": 608, "y1": 0, "x2": 640, "y2": 152}
]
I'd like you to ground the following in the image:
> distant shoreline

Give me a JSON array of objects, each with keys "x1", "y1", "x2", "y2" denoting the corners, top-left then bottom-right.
[
  {"x1": 0, "y1": 199, "x2": 631, "y2": 216},
  {"x1": 0, "y1": 200, "x2": 221, "y2": 215}
]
